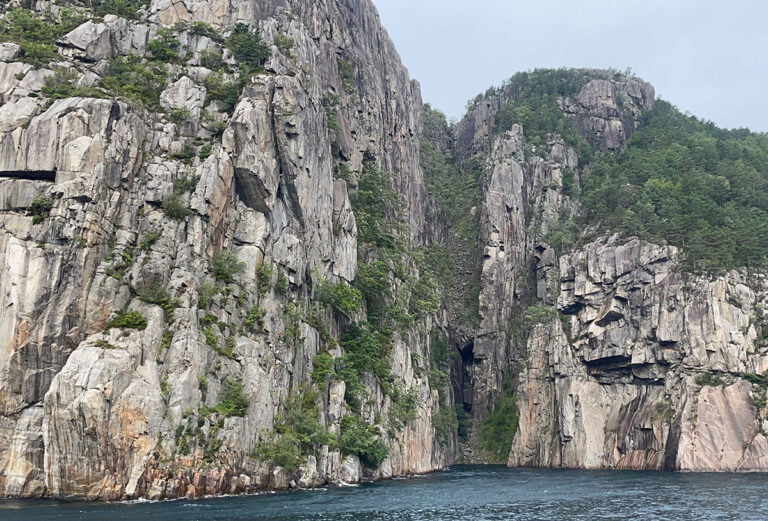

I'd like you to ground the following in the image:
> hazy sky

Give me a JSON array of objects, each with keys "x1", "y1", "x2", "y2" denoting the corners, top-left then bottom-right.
[{"x1": 373, "y1": 0, "x2": 768, "y2": 132}]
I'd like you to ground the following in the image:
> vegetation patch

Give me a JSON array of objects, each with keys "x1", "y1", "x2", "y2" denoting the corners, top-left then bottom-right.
[
  {"x1": 254, "y1": 389, "x2": 332, "y2": 470},
  {"x1": 108, "y1": 310, "x2": 148, "y2": 330},
  {"x1": 479, "y1": 392, "x2": 519, "y2": 462},
  {"x1": 339, "y1": 415, "x2": 388, "y2": 469}
]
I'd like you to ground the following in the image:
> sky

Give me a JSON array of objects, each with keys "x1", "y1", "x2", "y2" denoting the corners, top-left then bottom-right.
[{"x1": 372, "y1": 0, "x2": 768, "y2": 132}]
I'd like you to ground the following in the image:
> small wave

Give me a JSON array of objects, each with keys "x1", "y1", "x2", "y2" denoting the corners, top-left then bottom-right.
[{"x1": 338, "y1": 481, "x2": 359, "y2": 487}]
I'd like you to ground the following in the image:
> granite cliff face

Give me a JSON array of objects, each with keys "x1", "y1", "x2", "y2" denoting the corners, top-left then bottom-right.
[
  {"x1": 446, "y1": 71, "x2": 768, "y2": 471},
  {"x1": 0, "y1": 0, "x2": 448, "y2": 500},
  {"x1": 0, "y1": 0, "x2": 767, "y2": 502}
]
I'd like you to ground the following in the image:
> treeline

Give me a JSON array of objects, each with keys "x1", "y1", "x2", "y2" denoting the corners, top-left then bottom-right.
[{"x1": 580, "y1": 100, "x2": 768, "y2": 271}]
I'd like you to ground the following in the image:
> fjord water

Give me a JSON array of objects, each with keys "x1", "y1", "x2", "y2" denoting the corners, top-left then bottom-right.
[{"x1": 3, "y1": 465, "x2": 768, "y2": 521}]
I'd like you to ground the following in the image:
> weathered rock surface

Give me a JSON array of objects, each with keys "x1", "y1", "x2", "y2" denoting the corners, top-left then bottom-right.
[
  {"x1": 0, "y1": 0, "x2": 447, "y2": 499},
  {"x1": 0, "y1": 0, "x2": 764, "y2": 502},
  {"x1": 510, "y1": 237, "x2": 768, "y2": 471}
]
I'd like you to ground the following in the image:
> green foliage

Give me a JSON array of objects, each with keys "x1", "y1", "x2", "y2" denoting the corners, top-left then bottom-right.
[
  {"x1": 524, "y1": 304, "x2": 555, "y2": 326},
  {"x1": 137, "y1": 283, "x2": 179, "y2": 315},
  {"x1": 198, "y1": 144, "x2": 213, "y2": 160},
  {"x1": 388, "y1": 388, "x2": 418, "y2": 429},
  {"x1": 339, "y1": 415, "x2": 388, "y2": 469},
  {"x1": 495, "y1": 69, "x2": 595, "y2": 163},
  {"x1": 198, "y1": 48, "x2": 226, "y2": 70},
  {"x1": 351, "y1": 160, "x2": 401, "y2": 251},
  {"x1": 161, "y1": 193, "x2": 191, "y2": 220},
  {"x1": 432, "y1": 405, "x2": 459, "y2": 445},
  {"x1": 696, "y1": 371, "x2": 725, "y2": 387},
  {"x1": 170, "y1": 143, "x2": 196, "y2": 164},
  {"x1": 420, "y1": 106, "x2": 482, "y2": 327},
  {"x1": 169, "y1": 107, "x2": 191, "y2": 124},
  {"x1": 211, "y1": 251, "x2": 244, "y2": 283},
  {"x1": 226, "y1": 23, "x2": 270, "y2": 69},
  {"x1": 479, "y1": 392, "x2": 518, "y2": 461},
  {"x1": 197, "y1": 282, "x2": 218, "y2": 309},
  {"x1": 580, "y1": 100, "x2": 768, "y2": 271},
  {"x1": 41, "y1": 68, "x2": 107, "y2": 100},
  {"x1": 90, "y1": 0, "x2": 149, "y2": 19},
  {"x1": 311, "y1": 352, "x2": 336, "y2": 383},
  {"x1": 743, "y1": 373, "x2": 768, "y2": 387},
  {"x1": 275, "y1": 270, "x2": 289, "y2": 295},
  {"x1": 254, "y1": 389, "x2": 332, "y2": 470},
  {"x1": 108, "y1": 310, "x2": 148, "y2": 330},
  {"x1": 206, "y1": 379, "x2": 249, "y2": 417},
  {"x1": 146, "y1": 27, "x2": 180, "y2": 62},
  {"x1": 244, "y1": 306, "x2": 264, "y2": 331},
  {"x1": 340, "y1": 322, "x2": 392, "y2": 401},
  {"x1": 318, "y1": 278, "x2": 363, "y2": 316},
  {"x1": 188, "y1": 21, "x2": 222, "y2": 41},
  {"x1": 274, "y1": 33, "x2": 294, "y2": 55},
  {"x1": 173, "y1": 175, "x2": 198, "y2": 194},
  {"x1": 27, "y1": 196, "x2": 53, "y2": 224},
  {"x1": 101, "y1": 55, "x2": 167, "y2": 107},
  {"x1": 0, "y1": 8, "x2": 86, "y2": 66},
  {"x1": 544, "y1": 208, "x2": 579, "y2": 255},
  {"x1": 337, "y1": 58, "x2": 356, "y2": 94},
  {"x1": 204, "y1": 71, "x2": 246, "y2": 114},
  {"x1": 455, "y1": 404, "x2": 471, "y2": 442}
]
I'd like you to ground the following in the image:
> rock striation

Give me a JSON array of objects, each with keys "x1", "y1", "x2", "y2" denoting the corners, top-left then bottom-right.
[{"x1": 0, "y1": 0, "x2": 766, "y2": 502}]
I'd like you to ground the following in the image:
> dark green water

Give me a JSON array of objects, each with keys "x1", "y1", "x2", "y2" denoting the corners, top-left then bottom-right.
[{"x1": 2, "y1": 465, "x2": 768, "y2": 521}]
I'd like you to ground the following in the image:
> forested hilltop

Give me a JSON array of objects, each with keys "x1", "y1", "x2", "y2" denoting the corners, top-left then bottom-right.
[
  {"x1": 1, "y1": 0, "x2": 768, "y2": 500},
  {"x1": 436, "y1": 69, "x2": 768, "y2": 272}
]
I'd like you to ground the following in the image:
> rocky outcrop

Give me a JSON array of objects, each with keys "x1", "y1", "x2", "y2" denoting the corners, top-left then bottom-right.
[
  {"x1": 0, "y1": 0, "x2": 764, "y2": 501},
  {"x1": 0, "y1": 0, "x2": 447, "y2": 500},
  {"x1": 510, "y1": 237, "x2": 768, "y2": 471}
]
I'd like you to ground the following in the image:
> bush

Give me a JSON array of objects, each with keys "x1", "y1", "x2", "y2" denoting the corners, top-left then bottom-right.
[
  {"x1": 108, "y1": 310, "x2": 148, "y2": 330},
  {"x1": 479, "y1": 392, "x2": 518, "y2": 461},
  {"x1": 207, "y1": 379, "x2": 249, "y2": 417},
  {"x1": 696, "y1": 372, "x2": 725, "y2": 387},
  {"x1": 254, "y1": 389, "x2": 332, "y2": 470},
  {"x1": 27, "y1": 196, "x2": 53, "y2": 224},
  {"x1": 524, "y1": 304, "x2": 555, "y2": 326},
  {"x1": 318, "y1": 279, "x2": 363, "y2": 316},
  {"x1": 137, "y1": 283, "x2": 178, "y2": 315},
  {"x1": 189, "y1": 21, "x2": 222, "y2": 41},
  {"x1": 226, "y1": 23, "x2": 270, "y2": 69},
  {"x1": 169, "y1": 107, "x2": 191, "y2": 124},
  {"x1": 244, "y1": 306, "x2": 265, "y2": 331},
  {"x1": 388, "y1": 388, "x2": 418, "y2": 429},
  {"x1": 274, "y1": 33, "x2": 294, "y2": 55},
  {"x1": 210, "y1": 250, "x2": 244, "y2": 283},
  {"x1": 91, "y1": 0, "x2": 149, "y2": 20},
  {"x1": 311, "y1": 352, "x2": 336, "y2": 383},
  {"x1": 146, "y1": 27, "x2": 180, "y2": 62},
  {"x1": 0, "y1": 8, "x2": 86, "y2": 66},
  {"x1": 339, "y1": 415, "x2": 388, "y2": 469},
  {"x1": 41, "y1": 68, "x2": 107, "y2": 100},
  {"x1": 161, "y1": 193, "x2": 191, "y2": 220},
  {"x1": 101, "y1": 55, "x2": 167, "y2": 107},
  {"x1": 198, "y1": 48, "x2": 226, "y2": 70},
  {"x1": 432, "y1": 405, "x2": 459, "y2": 445},
  {"x1": 204, "y1": 71, "x2": 246, "y2": 114}
]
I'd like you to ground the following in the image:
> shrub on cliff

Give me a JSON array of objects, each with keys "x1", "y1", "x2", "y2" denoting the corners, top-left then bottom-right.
[
  {"x1": 339, "y1": 415, "x2": 388, "y2": 469},
  {"x1": 210, "y1": 251, "x2": 244, "y2": 283},
  {"x1": 108, "y1": 310, "x2": 148, "y2": 330},
  {"x1": 226, "y1": 23, "x2": 270, "y2": 69}
]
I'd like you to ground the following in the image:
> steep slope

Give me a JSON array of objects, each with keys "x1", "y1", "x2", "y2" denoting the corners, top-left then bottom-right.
[
  {"x1": 426, "y1": 68, "x2": 768, "y2": 470},
  {"x1": 2, "y1": 0, "x2": 768, "y2": 501},
  {"x1": 0, "y1": 0, "x2": 452, "y2": 499}
]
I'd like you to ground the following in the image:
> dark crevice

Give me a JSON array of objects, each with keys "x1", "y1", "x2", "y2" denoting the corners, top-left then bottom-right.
[{"x1": 0, "y1": 170, "x2": 56, "y2": 182}]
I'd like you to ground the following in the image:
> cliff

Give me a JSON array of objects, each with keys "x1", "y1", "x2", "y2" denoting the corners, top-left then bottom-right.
[
  {"x1": 0, "y1": 0, "x2": 449, "y2": 500},
  {"x1": 1, "y1": 0, "x2": 768, "y2": 502}
]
